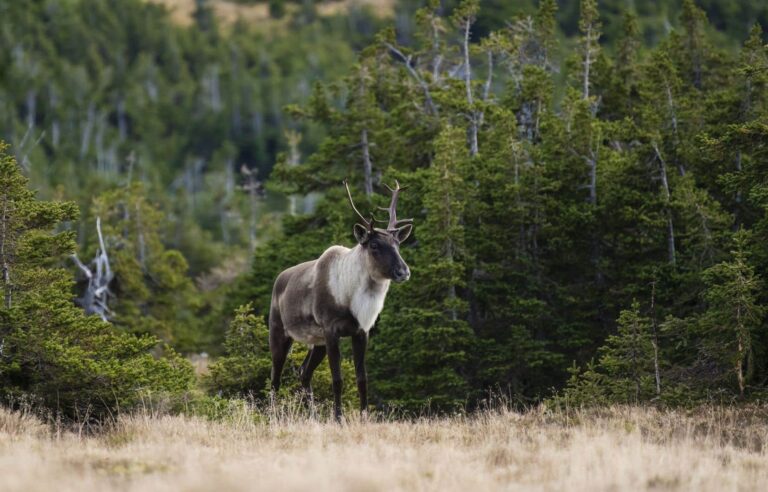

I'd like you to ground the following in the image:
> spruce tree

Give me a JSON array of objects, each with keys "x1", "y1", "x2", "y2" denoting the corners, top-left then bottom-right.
[
  {"x1": 370, "y1": 126, "x2": 474, "y2": 411},
  {"x1": 563, "y1": 301, "x2": 657, "y2": 404},
  {"x1": 700, "y1": 231, "x2": 764, "y2": 398},
  {"x1": 89, "y1": 184, "x2": 204, "y2": 351},
  {"x1": 0, "y1": 143, "x2": 192, "y2": 420}
]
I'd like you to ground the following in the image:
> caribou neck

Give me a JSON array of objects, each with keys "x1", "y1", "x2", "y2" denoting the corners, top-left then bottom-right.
[
  {"x1": 327, "y1": 245, "x2": 390, "y2": 333},
  {"x1": 337, "y1": 245, "x2": 390, "y2": 293}
]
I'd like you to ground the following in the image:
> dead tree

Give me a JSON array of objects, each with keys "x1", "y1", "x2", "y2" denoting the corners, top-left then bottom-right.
[
  {"x1": 241, "y1": 165, "x2": 264, "y2": 251},
  {"x1": 72, "y1": 217, "x2": 114, "y2": 321},
  {"x1": 652, "y1": 143, "x2": 677, "y2": 265}
]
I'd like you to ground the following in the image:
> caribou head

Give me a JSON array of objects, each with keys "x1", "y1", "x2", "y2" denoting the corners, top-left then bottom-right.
[{"x1": 344, "y1": 179, "x2": 412, "y2": 282}]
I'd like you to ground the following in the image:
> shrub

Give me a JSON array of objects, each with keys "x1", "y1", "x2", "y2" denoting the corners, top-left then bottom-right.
[
  {"x1": 206, "y1": 303, "x2": 357, "y2": 407},
  {"x1": 0, "y1": 143, "x2": 194, "y2": 421}
]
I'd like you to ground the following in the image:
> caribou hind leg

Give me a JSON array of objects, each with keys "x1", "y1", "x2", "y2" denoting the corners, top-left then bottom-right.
[
  {"x1": 269, "y1": 311, "x2": 293, "y2": 394},
  {"x1": 300, "y1": 346, "x2": 327, "y2": 394},
  {"x1": 299, "y1": 345, "x2": 326, "y2": 413}
]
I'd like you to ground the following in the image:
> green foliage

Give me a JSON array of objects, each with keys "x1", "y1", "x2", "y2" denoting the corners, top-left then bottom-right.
[
  {"x1": 562, "y1": 301, "x2": 657, "y2": 405},
  {"x1": 4, "y1": 0, "x2": 768, "y2": 416},
  {"x1": 0, "y1": 143, "x2": 193, "y2": 420},
  {"x1": 0, "y1": 0, "x2": 375, "y2": 277},
  {"x1": 205, "y1": 303, "x2": 272, "y2": 398},
  {"x1": 231, "y1": 0, "x2": 768, "y2": 412},
  {"x1": 206, "y1": 303, "x2": 357, "y2": 407},
  {"x1": 699, "y1": 231, "x2": 764, "y2": 397},
  {"x1": 370, "y1": 127, "x2": 475, "y2": 411},
  {"x1": 89, "y1": 184, "x2": 205, "y2": 351}
]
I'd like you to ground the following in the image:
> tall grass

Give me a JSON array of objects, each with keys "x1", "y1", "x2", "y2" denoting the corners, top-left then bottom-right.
[{"x1": 1, "y1": 401, "x2": 767, "y2": 491}]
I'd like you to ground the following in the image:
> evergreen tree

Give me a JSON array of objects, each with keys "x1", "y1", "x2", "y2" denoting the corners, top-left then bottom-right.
[
  {"x1": 370, "y1": 126, "x2": 474, "y2": 411},
  {"x1": 89, "y1": 184, "x2": 205, "y2": 351},
  {"x1": 0, "y1": 142, "x2": 192, "y2": 420},
  {"x1": 699, "y1": 231, "x2": 764, "y2": 397},
  {"x1": 563, "y1": 301, "x2": 657, "y2": 405}
]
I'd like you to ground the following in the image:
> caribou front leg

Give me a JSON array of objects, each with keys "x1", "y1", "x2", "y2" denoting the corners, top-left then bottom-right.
[
  {"x1": 351, "y1": 331, "x2": 368, "y2": 417},
  {"x1": 325, "y1": 334, "x2": 344, "y2": 422}
]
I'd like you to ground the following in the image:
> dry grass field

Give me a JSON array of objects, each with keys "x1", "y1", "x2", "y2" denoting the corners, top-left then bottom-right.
[{"x1": 2, "y1": 403, "x2": 768, "y2": 491}]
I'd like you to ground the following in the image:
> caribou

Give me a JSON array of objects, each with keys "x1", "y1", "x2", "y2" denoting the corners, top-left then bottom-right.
[{"x1": 269, "y1": 179, "x2": 413, "y2": 421}]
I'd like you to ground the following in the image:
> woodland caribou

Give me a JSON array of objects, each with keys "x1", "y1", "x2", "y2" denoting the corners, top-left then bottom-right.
[{"x1": 269, "y1": 179, "x2": 413, "y2": 421}]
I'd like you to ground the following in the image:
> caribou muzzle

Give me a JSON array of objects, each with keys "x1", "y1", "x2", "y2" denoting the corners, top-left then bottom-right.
[{"x1": 392, "y1": 265, "x2": 410, "y2": 282}]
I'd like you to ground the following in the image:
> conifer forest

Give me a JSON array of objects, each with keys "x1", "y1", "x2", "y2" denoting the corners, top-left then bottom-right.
[
  {"x1": 2, "y1": 0, "x2": 768, "y2": 433},
  {"x1": 5, "y1": 1, "x2": 768, "y2": 490}
]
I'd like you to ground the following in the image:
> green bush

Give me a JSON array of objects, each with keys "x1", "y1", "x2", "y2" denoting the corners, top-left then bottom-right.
[
  {"x1": 206, "y1": 303, "x2": 357, "y2": 407},
  {"x1": 0, "y1": 143, "x2": 194, "y2": 421},
  {"x1": 205, "y1": 304, "x2": 273, "y2": 398}
]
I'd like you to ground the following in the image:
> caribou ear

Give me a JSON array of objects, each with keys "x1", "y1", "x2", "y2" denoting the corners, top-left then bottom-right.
[
  {"x1": 353, "y1": 223, "x2": 370, "y2": 244},
  {"x1": 394, "y1": 224, "x2": 412, "y2": 243}
]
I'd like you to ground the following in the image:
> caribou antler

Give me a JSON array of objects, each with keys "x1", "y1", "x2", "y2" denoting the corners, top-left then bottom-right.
[
  {"x1": 378, "y1": 180, "x2": 413, "y2": 231},
  {"x1": 344, "y1": 179, "x2": 373, "y2": 230}
]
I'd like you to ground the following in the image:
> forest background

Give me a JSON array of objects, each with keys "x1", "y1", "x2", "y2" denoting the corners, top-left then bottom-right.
[{"x1": 1, "y1": 0, "x2": 767, "y2": 419}]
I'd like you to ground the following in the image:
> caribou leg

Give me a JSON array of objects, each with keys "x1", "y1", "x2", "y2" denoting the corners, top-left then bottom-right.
[
  {"x1": 299, "y1": 346, "x2": 327, "y2": 406},
  {"x1": 325, "y1": 335, "x2": 344, "y2": 422},
  {"x1": 269, "y1": 334, "x2": 293, "y2": 394},
  {"x1": 351, "y1": 331, "x2": 368, "y2": 416}
]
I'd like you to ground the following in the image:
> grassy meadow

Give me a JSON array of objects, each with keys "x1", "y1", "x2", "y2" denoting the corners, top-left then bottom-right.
[{"x1": 2, "y1": 403, "x2": 767, "y2": 491}]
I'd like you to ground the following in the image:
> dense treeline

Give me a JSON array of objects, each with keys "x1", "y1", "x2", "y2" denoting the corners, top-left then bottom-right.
[
  {"x1": 1, "y1": 0, "x2": 767, "y2": 419},
  {"x1": 0, "y1": 143, "x2": 193, "y2": 420},
  {"x1": 229, "y1": 0, "x2": 768, "y2": 410},
  {"x1": 0, "y1": 0, "x2": 387, "y2": 351},
  {"x1": 0, "y1": 0, "x2": 377, "y2": 273}
]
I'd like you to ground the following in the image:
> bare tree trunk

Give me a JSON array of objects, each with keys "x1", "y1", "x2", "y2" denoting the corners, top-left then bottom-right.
[
  {"x1": 71, "y1": 217, "x2": 114, "y2": 321},
  {"x1": 285, "y1": 130, "x2": 302, "y2": 216},
  {"x1": 25, "y1": 90, "x2": 36, "y2": 130},
  {"x1": 583, "y1": 146, "x2": 601, "y2": 284},
  {"x1": 241, "y1": 165, "x2": 262, "y2": 251},
  {"x1": 50, "y1": 86, "x2": 60, "y2": 149},
  {"x1": 509, "y1": 141, "x2": 527, "y2": 258},
  {"x1": 220, "y1": 206, "x2": 230, "y2": 245},
  {"x1": 653, "y1": 144, "x2": 677, "y2": 265},
  {"x1": 650, "y1": 280, "x2": 662, "y2": 396},
  {"x1": 463, "y1": 19, "x2": 474, "y2": 109},
  {"x1": 135, "y1": 203, "x2": 146, "y2": 270},
  {"x1": 80, "y1": 102, "x2": 96, "y2": 159},
  {"x1": 145, "y1": 72, "x2": 159, "y2": 102},
  {"x1": 230, "y1": 49, "x2": 242, "y2": 136},
  {"x1": 631, "y1": 315, "x2": 640, "y2": 402},
  {"x1": 440, "y1": 161, "x2": 458, "y2": 322},
  {"x1": 461, "y1": 18, "x2": 479, "y2": 157},
  {"x1": 206, "y1": 64, "x2": 222, "y2": 113},
  {"x1": 220, "y1": 158, "x2": 234, "y2": 245},
  {"x1": 117, "y1": 97, "x2": 127, "y2": 142},
  {"x1": 1, "y1": 197, "x2": 11, "y2": 309},
  {"x1": 736, "y1": 305, "x2": 745, "y2": 398},
  {"x1": 361, "y1": 129, "x2": 373, "y2": 197},
  {"x1": 583, "y1": 26, "x2": 592, "y2": 100},
  {"x1": 664, "y1": 84, "x2": 686, "y2": 177},
  {"x1": 478, "y1": 50, "x2": 493, "y2": 129},
  {"x1": 385, "y1": 43, "x2": 438, "y2": 116},
  {"x1": 95, "y1": 111, "x2": 106, "y2": 173},
  {"x1": 125, "y1": 151, "x2": 136, "y2": 185},
  {"x1": 587, "y1": 153, "x2": 597, "y2": 205}
]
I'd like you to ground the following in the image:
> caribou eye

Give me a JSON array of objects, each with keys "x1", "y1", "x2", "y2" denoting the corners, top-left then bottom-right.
[{"x1": 370, "y1": 242, "x2": 379, "y2": 251}]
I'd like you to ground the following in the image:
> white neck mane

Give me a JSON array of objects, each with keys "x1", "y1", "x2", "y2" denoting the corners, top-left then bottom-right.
[{"x1": 328, "y1": 245, "x2": 390, "y2": 332}]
